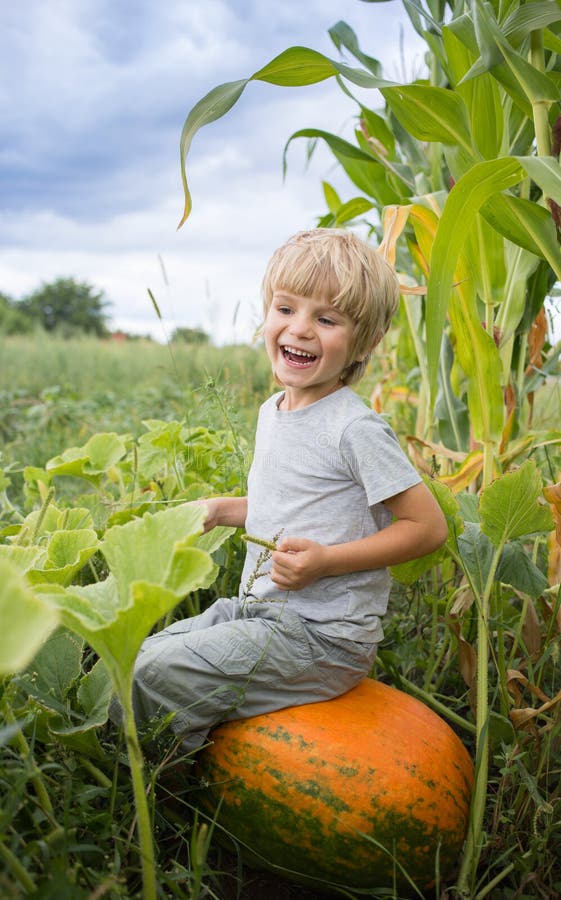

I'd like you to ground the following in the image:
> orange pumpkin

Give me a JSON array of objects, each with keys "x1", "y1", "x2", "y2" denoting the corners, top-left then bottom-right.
[{"x1": 195, "y1": 679, "x2": 474, "y2": 893}]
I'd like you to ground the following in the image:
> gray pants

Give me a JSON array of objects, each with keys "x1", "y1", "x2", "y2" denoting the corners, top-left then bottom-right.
[{"x1": 122, "y1": 597, "x2": 377, "y2": 750}]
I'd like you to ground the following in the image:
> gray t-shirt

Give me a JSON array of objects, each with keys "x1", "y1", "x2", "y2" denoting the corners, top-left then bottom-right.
[{"x1": 239, "y1": 387, "x2": 421, "y2": 643}]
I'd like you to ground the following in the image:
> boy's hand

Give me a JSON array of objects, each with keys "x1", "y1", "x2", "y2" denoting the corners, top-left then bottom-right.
[{"x1": 271, "y1": 537, "x2": 328, "y2": 590}]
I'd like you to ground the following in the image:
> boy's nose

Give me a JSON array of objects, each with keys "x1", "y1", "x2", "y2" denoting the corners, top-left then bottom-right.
[{"x1": 288, "y1": 313, "x2": 314, "y2": 338}]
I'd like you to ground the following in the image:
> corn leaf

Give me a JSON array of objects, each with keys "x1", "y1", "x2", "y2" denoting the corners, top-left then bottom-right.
[
  {"x1": 381, "y1": 84, "x2": 473, "y2": 152},
  {"x1": 426, "y1": 156, "x2": 525, "y2": 400},
  {"x1": 517, "y1": 156, "x2": 561, "y2": 205},
  {"x1": 328, "y1": 20, "x2": 382, "y2": 75},
  {"x1": 178, "y1": 47, "x2": 395, "y2": 226},
  {"x1": 481, "y1": 193, "x2": 561, "y2": 278}
]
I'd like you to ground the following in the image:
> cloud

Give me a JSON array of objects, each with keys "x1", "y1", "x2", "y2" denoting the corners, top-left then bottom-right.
[{"x1": 1, "y1": 0, "x2": 432, "y2": 341}]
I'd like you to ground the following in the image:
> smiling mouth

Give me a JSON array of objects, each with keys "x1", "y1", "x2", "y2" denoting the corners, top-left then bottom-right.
[{"x1": 281, "y1": 345, "x2": 318, "y2": 366}]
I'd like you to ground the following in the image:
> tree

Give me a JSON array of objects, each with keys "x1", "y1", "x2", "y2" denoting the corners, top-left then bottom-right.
[
  {"x1": 170, "y1": 326, "x2": 210, "y2": 344},
  {"x1": 0, "y1": 292, "x2": 35, "y2": 335},
  {"x1": 19, "y1": 278, "x2": 111, "y2": 337}
]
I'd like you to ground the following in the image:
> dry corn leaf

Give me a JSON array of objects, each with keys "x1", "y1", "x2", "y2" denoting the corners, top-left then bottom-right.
[
  {"x1": 378, "y1": 205, "x2": 410, "y2": 266},
  {"x1": 370, "y1": 383, "x2": 419, "y2": 414},
  {"x1": 509, "y1": 687, "x2": 561, "y2": 731},
  {"x1": 527, "y1": 306, "x2": 547, "y2": 370},
  {"x1": 449, "y1": 618, "x2": 477, "y2": 690},
  {"x1": 543, "y1": 481, "x2": 561, "y2": 585},
  {"x1": 450, "y1": 584, "x2": 475, "y2": 616},
  {"x1": 522, "y1": 597, "x2": 543, "y2": 658},
  {"x1": 506, "y1": 669, "x2": 550, "y2": 705}
]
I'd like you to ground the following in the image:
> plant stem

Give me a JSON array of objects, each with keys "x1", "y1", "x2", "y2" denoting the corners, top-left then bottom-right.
[
  {"x1": 242, "y1": 533, "x2": 277, "y2": 551},
  {"x1": 482, "y1": 441, "x2": 495, "y2": 491},
  {"x1": 378, "y1": 670, "x2": 476, "y2": 734},
  {"x1": 0, "y1": 841, "x2": 36, "y2": 893},
  {"x1": 119, "y1": 680, "x2": 157, "y2": 900},
  {"x1": 475, "y1": 861, "x2": 516, "y2": 898},
  {"x1": 2, "y1": 695, "x2": 56, "y2": 823},
  {"x1": 530, "y1": 31, "x2": 551, "y2": 158},
  {"x1": 456, "y1": 545, "x2": 503, "y2": 893}
]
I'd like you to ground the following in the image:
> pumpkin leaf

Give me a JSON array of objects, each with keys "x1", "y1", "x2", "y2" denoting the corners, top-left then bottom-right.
[
  {"x1": 479, "y1": 461, "x2": 554, "y2": 548},
  {"x1": 457, "y1": 523, "x2": 495, "y2": 597},
  {"x1": 496, "y1": 542, "x2": 549, "y2": 599},
  {"x1": 46, "y1": 433, "x2": 128, "y2": 481},
  {"x1": 0, "y1": 560, "x2": 59, "y2": 675},
  {"x1": 16, "y1": 629, "x2": 83, "y2": 717},
  {"x1": 391, "y1": 479, "x2": 460, "y2": 584}
]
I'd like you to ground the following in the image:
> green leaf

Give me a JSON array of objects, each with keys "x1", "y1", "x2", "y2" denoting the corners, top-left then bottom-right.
[
  {"x1": 77, "y1": 657, "x2": 112, "y2": 726},
  {"x1": 473, "y1": 0, "x2": 559, "y2": 103},
  {"x1": 27, "y1": 529, "x2": 100, "y2": 586},
  {"x1": 435, "y1": 335, "x2": 470, "y2": 451},
  {"x1": 481, "y1": 193, "x2": 561, "y2": 278},
  {"x1": 101, "y1": 502, "x2": 208, "y2": 605},
  {"x1": 502, "y1": 2, "x2": 561, "y2": 47},
  {"x1": 48, "y1": 658, "x2": 113, "y2": 758},
  {"x1": 178, "y1": 46, "x2": 396, "y2": 225},
  {"x1": 46, "y1": 433, "x2": 128, "y2": 480},
  {"x1": 322, "y1": 181, "x2": 341, "y2": 214},
  {"x1": 517, "y1": 156, "x2": 561, "y2": 206},
  {"x1": 426, "y1": 156, "x2": 525, "y2": 400},
  {"x1": 283, "y1": 127, "x2": 378, "y2": 175},
  {"x1": 391, "y1": 479, "x2": 460, "y2": 583},
  {"x1": 178, "y1": 78, "x2": 248, "y2": 227},
  {"x1": 457, "y1": 522, "x2": 495, "y2": 596},
  {"x1": 335, "y1": 196, "x2": 374, "y2": 225},
  {"x1": 17, "y1": 629, "x2": 84, "y2": 717},
  {"x1": 381, "y1": 84, "x2": 473, "y2": 153},
  {"x1": 494, "y1": 243, "x2": 540, "y2": 343},
  {"x1": 0, "y1": 560, "x2": 59, "y2": 674},
  {"x1": 449, "y1": 290, "x2": 505, "y2": 443},
  {"x1": 252, "y1": 47, "x2": 340, "y2": 86},
  {"x1": 480, "y1": 461, "x2": 554, "y2": 547},
  {"x1": 37, "y1": 580, "x2": 184, "y2": 687},
  {"x1": 496, "y1": 542, "x2": 549, "y2": 599},
  {"x1": 328, "y1": 21, "x2": 382, "y2": 76},
  {"x1": 33, "y1": 503, "x2": 233, "y2": 696},
  {"x1": 0, "y1": 544, "x2": 45, "y2": 572}
]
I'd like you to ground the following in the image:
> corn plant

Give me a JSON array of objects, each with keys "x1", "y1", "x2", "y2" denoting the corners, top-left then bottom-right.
[{"x1": 176, "y1": 0, "x2": 561, "y2": 893}]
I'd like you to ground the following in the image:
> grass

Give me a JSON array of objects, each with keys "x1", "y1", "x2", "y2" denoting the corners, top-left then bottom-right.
[{"x1": 1, "y1": 333, "x2": 560, "y2": 898}]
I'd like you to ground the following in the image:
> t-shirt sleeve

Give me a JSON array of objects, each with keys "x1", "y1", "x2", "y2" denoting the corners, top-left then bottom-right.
[{"x1": 340, "y1": 413, "x2": 421, "y2": 507}]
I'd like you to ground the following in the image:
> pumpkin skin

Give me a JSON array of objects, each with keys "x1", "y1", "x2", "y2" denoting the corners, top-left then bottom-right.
[{"x1": 194, "y1": 679, "x2": 474, "y2": 894}]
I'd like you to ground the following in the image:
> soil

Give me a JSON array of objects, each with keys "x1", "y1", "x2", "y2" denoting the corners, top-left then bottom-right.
[{"x1": 214, "y1": 850, "x2": 332, "y2": 899}]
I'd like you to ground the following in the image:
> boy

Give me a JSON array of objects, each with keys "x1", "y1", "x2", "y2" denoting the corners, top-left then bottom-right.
[{"x1": 127, "y1": 229, "x2": 447, "y2": 750}]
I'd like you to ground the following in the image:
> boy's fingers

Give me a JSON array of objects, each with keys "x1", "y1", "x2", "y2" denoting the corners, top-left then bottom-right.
[{"x1": 277, "y1": 536, "x2": 309, "y2": 553}]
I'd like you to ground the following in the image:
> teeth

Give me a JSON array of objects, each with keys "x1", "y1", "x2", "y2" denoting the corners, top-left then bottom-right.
[{"x1": 283, "y1": 346, "x2": 316, "y2": 358}]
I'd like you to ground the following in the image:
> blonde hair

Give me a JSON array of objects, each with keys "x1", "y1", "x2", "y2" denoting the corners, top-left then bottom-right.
[{"x1": 261, "y1": 229, "x2": 400, "y2": 385}]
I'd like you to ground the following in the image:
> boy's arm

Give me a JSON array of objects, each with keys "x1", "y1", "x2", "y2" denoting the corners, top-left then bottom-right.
[
  {"x1": 197, "y1": 496, "x2": 248, "y2": 532},
  {"x1": 270, "y1": 482, "x2": 447, "y2": 591}
]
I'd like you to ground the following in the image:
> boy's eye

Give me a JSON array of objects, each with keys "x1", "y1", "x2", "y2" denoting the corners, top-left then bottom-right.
[
  {"x1": 277, "y1": 306, "x2": 292, "y2": 315},
  {"x1": 318, "y1": 316, "x2": 336, "y2": 326}
]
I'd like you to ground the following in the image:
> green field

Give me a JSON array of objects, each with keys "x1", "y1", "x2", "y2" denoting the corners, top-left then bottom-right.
[{"x1": 1, "y1": 333, "x2": 560, "y2": 899}]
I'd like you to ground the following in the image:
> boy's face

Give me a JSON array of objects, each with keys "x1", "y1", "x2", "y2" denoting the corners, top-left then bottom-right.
[{"x1": 263, "y1": 290, "x2": 355, "y2": 408}]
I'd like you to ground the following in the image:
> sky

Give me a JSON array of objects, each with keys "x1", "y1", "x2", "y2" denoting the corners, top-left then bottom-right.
[{"x1": 2, "y1": 2, "x2": 426, "y2": 343}]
